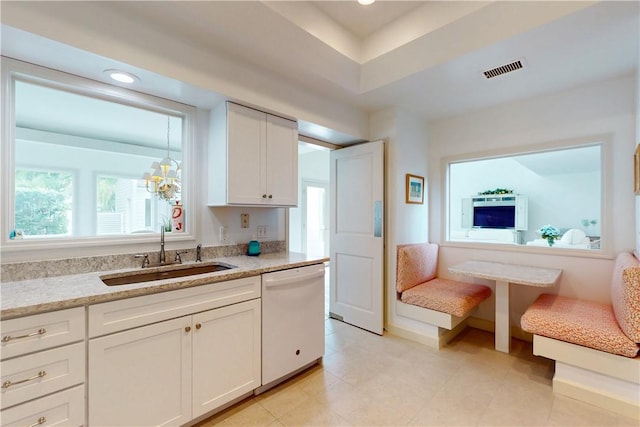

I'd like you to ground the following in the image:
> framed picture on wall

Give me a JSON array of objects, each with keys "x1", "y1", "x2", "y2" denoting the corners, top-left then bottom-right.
[
  {"x1": 406, "y1": 174, "x2": 424, "y2": 204},
  {"x1": 635, "y1": 144, "x2": 640, "y2": 195}
]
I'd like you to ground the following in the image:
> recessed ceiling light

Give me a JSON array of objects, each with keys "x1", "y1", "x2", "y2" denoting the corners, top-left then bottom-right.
[
  {"x1": 104, "y1": 69, "x2": 139, "y2": 84},
  {"x1": 358, "y1": 0, "x2": 375, "y2": 5}
]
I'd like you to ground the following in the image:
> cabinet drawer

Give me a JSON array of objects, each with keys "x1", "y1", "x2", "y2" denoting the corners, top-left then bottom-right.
[
  {"x1": 1, "y1": 342, "x2": 85, "y2": 410},
  {"x1": 0, "y1": 385, "x2": 84, "y2": 427},
  {"x1": 0, "y1": 307, "x2": 85, "y2": 360},
  {"x1": 89, "y1": 276, "x2": 261, "y2": 337}
]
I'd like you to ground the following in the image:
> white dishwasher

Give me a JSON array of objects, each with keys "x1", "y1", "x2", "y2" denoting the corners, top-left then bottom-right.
[{"x1": 261, "y1": 263, "x2": 325, "y2": 387}]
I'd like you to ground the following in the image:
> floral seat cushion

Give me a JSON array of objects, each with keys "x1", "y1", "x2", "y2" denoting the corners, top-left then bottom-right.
[
  {"x1": 611, "y1": 252, "x2": 640, "y2": 343},
  {"x1": 521, "y1": 293, "x2": 640, "y2": 358},
  {"x1": 401, "y1": 278, "x2": 492, "y2": 318}
]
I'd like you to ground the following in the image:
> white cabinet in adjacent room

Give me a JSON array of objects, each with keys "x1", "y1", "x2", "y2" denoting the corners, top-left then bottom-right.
[{"x1": 208, "y1": 102, "x2": 298, "y2": 207}]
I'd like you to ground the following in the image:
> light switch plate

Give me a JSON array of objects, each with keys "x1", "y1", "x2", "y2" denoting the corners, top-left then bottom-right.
[
  {"x1": 241, "y1": 213, "x2": 249, "y2": 228},
  {"x1": 257, "y1": 225, "x2": 267, "y2": 239}
]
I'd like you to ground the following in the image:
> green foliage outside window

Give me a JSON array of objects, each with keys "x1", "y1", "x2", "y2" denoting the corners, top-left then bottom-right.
[
  {"x1": 15, "y1": 170, "x2": 72, "y2": 236},
  {"x1": 97, "y1": 177, "x2": 117, "y2": 212}
]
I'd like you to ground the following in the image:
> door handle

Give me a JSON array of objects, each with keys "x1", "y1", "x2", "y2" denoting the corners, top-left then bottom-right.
[
  {"x1": 2, "y1": 370, "x2": 47, "y2": 389},
  {"x1": 2, "y1": 328, "x2": 47, "y2": 342},
  {"x1": 264, "y1": 269, "x2": 325, "y2": 288}
]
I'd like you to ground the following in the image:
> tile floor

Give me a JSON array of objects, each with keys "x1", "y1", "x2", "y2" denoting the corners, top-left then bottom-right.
[{"x1": 195, "y1": 319, "x2": 638, "y2": 426}]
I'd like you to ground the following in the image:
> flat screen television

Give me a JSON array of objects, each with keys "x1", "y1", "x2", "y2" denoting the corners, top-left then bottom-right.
[{"x1": 473, "y1": 205, "x2": 515, "y2": 228}]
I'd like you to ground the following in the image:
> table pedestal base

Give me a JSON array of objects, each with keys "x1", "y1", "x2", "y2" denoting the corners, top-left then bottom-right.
[{"x1": 495, "y1": 280, "x2": 510, "y2": 353}]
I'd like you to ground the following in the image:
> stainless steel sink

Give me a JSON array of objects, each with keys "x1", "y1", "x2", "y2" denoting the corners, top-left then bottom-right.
[{"x1": 100, "y1": 262, "x2": 236, "y2": 286}]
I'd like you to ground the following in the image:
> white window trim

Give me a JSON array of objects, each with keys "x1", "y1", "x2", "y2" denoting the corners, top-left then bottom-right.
[
  {"x1": 440, "y1": 134, "x2": 613, "y2": 259},
  {"x1": 1, "y1": 57, "x2": 198, "y2": 258}
]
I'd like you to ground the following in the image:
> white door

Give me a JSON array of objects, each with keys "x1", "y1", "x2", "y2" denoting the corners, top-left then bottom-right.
[{"x1": 330, "y1": 140, "x2": 384, "y2": 335}]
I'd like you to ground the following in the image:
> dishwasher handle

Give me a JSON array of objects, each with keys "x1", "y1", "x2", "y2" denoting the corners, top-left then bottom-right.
[{"x1": 264, "y1": 269, "x2": 325, "y2": 288}]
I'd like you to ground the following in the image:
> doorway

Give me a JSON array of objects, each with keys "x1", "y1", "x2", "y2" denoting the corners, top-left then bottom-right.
[
  {"x1": 290, "y1": 141, "x2": 331, "y2": 315},
  {"x1": 302, "y1": 180, "x2": 329, "y2": 259}
]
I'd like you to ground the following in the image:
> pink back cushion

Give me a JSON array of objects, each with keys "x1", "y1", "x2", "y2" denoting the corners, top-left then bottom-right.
[
  {"x1": 611, "y1": 252, "x2": 640, "y2": 343},
  {"x1": 396, "y1": 243, "x2": 438, "y2": 293}
]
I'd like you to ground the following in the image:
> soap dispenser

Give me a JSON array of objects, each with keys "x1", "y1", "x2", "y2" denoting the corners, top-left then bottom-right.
[{"x1": 247, "y1": 235, "x2": 261, "y2": 256}]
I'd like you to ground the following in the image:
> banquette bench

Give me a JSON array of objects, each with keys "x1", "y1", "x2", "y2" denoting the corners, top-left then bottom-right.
[
  {"x1": 521, "y1": 252, "x2": 640, "y2": 420},
  {"x1": 395, "y1": 243, "x2": 491, "y2": 347}
]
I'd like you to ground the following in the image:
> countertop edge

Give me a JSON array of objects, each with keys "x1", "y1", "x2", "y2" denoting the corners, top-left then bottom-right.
[{"x1": 1, "y1": 253, "x2": 329, "y2": 320}]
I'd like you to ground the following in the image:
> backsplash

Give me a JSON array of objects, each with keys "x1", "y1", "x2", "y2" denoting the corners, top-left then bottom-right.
[{"x1": 0, "y1": 241, "x2": 286, "y2": 282}]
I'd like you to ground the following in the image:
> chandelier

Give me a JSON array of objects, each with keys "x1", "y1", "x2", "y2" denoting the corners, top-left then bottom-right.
[{"x1": 142, "y1": 116, "x2": 181, "y2": 202}]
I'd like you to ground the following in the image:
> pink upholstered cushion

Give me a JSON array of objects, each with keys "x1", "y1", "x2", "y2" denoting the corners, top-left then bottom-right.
[
  {"x1": 400, "y1": 278, "x2": 492, "y2": 318},
  {"x1": 521, "y1": 294, "x2": 640, "y2": 358},
  {"x1": 611, "y1": 252, "x2": 640, "y2": 343},
  {"x1": 396, "y1": 243, "x2": 438, "y2": 293}
]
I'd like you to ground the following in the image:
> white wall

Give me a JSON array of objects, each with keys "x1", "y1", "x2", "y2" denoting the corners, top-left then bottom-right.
[
  {"x1": 0, "y1": 2, "x2": 368, "y2": 141},
  {"x1": 370, "y1": 108, "x2": 431, "y2": 334},
  {"x1": 427, "y1": 75, "x2": 635, "y2": 329}
]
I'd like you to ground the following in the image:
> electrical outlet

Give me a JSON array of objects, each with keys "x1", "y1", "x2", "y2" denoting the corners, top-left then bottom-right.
[
  {"x1": 241, "y1": 213, "x2": 249, "y2": 228},
  {"x1": 219, "y1": 226, "x2": 229, "y2": 242},
  {"x1": 257, "y1": 225, "x2": 267, "y2": 239}
]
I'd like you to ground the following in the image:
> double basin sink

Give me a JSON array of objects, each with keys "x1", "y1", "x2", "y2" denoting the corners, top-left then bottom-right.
[{"x1": 100, "y1": 262, "x2": 236, "y2": 286}]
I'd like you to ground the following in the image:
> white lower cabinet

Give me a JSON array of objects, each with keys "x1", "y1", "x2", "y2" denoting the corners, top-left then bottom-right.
[
  {"x1": 0, "y1": 307, "x2": 86, "y2": 427},
  {"x1": 88, "y1": 316, "x2": 192, "y2": 427},
  {"x1": 1, "y1": 385, "x2": 85, "y2": 427},
  {"x1": 192, "y1": 299, "x2": 261, "y2": 418},
  {"x1": 88, "y1": 293, "x2": 261, "y2": 426}
]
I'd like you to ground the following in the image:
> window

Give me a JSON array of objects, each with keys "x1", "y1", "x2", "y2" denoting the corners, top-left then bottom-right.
[
  {"x1": 96, "y1": 175, "x2": 171, "y2": 235},
  {"x1": 15, "y1": 169, "x2": 73, "y2": 237},
  {"x1": 2, "y1": 58, "x2": 195, "y2": 247},
  {"x1": 446, "y1": 142, "x2": 606, "y2": 252}
]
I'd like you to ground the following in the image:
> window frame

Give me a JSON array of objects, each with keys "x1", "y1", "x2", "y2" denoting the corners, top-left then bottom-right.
[
  {"x1": 1, "y1": 57, "x2": 197, "y2": 253},
  {"x1": 441, "y1": 135, "x2": 612, "y2": 258}
]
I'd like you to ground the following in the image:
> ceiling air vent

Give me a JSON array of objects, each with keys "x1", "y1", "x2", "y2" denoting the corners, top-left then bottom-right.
[{"x1": 483, "y1": 59, "x2": 524, "y2": 79}]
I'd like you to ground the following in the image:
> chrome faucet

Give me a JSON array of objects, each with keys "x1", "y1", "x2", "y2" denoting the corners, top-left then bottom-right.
[{"x1": 159, "y1": 227, "x2": 166, "y2": 264}]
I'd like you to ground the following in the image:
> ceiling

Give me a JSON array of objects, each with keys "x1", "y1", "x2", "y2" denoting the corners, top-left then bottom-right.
[
  {"x1": 1, "y1": 1, "x2": 638, "y2": 145},
  {"x1": 310, "y1": 1, "x2": 425, "y2": 39}
]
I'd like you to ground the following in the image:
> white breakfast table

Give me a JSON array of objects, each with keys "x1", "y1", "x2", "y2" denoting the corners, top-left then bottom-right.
[{"x1": 448, "y1": 260, "x2": 562, "y2": 353}]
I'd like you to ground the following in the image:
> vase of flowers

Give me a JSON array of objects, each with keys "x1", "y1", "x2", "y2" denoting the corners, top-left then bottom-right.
[{"x1": 539, "y1": 224, "x2": 560, "y2": 247}]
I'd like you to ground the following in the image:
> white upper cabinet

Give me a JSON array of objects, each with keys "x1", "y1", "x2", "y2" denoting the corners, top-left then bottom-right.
[{"x1": 209, "y1": 102, "x2": 298, "y2": 207}]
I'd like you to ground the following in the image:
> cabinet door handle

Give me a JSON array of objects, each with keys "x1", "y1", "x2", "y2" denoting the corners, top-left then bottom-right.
[
  {"x1": 2, "y1": 370, "x2": 47, "y2": 389},
  {"x1": 268, "y1": 194, "x2": 273, "y2": 199},
  {"x1": 184, "y1": 326, "x2": 191, "y2": 333},
  {"x1": 195, "y1": 323, "x2": 202, "y2": 330},
  {"x1": 262, "y1": 194, "x2": 267, "y2": 199},
  {"x1": 27, "y1": 417, "x2": 46, "y2": 427},
  {"x1": 2, "y1": 328, "x2": 47, "y2": 342}
]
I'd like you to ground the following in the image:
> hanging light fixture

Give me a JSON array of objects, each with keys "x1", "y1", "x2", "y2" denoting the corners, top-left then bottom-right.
[{"x1": 142, "y1": 116, "x2": 181, "y2": 202}]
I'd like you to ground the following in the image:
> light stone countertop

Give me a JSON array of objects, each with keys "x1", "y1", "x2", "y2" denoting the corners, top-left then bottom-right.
[
  {"x1": 1, "y1": 252, "x2": 329, "y2": 320},
  {"x1": 448, "y1": 260, "x2": 562, "y2": 287}
]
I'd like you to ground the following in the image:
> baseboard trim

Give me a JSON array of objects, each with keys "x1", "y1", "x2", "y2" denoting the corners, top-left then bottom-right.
[
  {"x1": 553, "y1": 375, "x2": 640, "y2": 421},
  {"x1": 386, "y1": 319, "x2": 469, "y2": 349}
]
